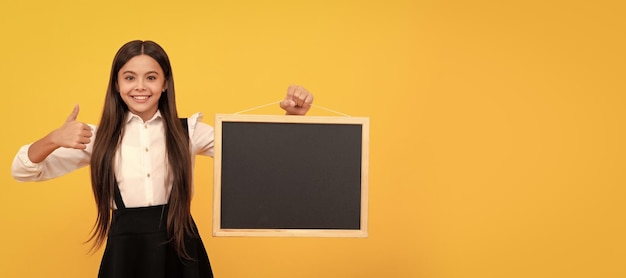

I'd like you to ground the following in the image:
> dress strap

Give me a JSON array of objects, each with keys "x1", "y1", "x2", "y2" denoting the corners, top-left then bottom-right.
[
  {"x1": 114, "y1": 183, "x2": 126, "y2": 209},
  {"x1": 180, "y1": 118, "x2": 189, "y2": 134}
]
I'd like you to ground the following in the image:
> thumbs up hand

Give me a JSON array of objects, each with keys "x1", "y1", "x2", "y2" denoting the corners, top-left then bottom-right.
[{"x1": 51, "y1": 105, "x2": 93, "y2": 150}]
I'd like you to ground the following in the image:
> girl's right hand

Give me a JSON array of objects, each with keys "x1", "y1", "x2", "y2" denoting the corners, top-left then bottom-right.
[{"x1": 51, "y1": 104, "x2": 93, "y2": 150}]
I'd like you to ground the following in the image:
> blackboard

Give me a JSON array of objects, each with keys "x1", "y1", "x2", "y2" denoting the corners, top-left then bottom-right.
[{"x1": 213, "y1": 114, "x2": 369, "y2": 237}]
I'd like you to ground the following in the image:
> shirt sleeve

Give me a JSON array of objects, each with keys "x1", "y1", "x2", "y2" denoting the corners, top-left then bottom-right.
[
  {"x1": 188, "y1": 112, "x2": 215, "y2": 157},
  {"x1": 11, "y1": 124, "x2": 95, "y2": 182}
]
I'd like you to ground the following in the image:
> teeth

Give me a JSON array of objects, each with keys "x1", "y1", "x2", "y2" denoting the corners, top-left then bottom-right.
[{"x1": 133, "y1": 96, "x2": 149, "y2": 100}]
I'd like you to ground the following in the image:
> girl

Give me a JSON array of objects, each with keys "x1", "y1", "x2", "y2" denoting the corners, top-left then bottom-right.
[{"x1": 11, "y1": 40, "x2": 314, "y2": 278}]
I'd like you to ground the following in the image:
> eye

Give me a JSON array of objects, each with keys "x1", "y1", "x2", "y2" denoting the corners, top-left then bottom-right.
[
  {"x1": 124, "y1": 76, "x2": 135, "y2": 81},
  {"x1": 147, "y1": 76, "x2": 157, "y2": 80}
]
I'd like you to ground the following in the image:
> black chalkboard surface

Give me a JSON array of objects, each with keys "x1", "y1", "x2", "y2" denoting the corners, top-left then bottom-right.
[{"x1": 213, "y1": 114, "x2": 369, "y2": 237}]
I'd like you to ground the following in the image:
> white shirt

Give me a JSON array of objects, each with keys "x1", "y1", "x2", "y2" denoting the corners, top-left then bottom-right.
[{"x1": 11, "y1": 111, "x2": 214, "y2": 208}]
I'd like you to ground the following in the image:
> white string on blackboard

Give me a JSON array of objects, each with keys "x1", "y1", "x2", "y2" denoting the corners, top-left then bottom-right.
[{"x1": 233, "y1": 100, "x2": 352, "y2": 117}]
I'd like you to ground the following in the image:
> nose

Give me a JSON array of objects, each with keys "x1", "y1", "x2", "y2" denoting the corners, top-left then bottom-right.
[{"x1": 135, "y1": 79, "x2": 146, "y2": 91}]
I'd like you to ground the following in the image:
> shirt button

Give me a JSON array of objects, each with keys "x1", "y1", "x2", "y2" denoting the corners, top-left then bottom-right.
[
  {"x1": 147, "y1": 173, "x2": 151, "y2": 178},
  {"x1": 144, "y1": 124, "x2": 148, "y2": 129},
  {"x1": 145, "y1": 147, "x2": 149, "y2": 152}
]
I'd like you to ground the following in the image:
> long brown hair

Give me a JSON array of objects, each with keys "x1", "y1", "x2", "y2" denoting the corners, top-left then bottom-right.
[{"x1": 88, "y1": 40, "x2": 194, "y2": 259}]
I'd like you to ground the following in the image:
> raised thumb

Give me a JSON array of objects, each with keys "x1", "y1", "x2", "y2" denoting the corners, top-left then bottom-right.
[{"x1": 66, "y1": 104, "x2": 80, "y2": 122}]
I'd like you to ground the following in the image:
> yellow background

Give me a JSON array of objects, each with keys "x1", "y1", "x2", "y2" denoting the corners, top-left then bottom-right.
[{"x1": 1, "y1": 0, "x2": 624, "y2": 277}]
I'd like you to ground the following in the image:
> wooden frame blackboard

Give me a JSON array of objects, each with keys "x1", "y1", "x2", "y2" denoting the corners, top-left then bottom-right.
[{"x1": 213, "y1": 114, "x2": 369, "y2": 237}]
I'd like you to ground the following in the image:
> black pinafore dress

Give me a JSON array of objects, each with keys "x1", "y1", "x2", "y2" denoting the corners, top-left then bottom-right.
[{"x1": 98, "y1": 119, "x2": 214, "y2": 278}]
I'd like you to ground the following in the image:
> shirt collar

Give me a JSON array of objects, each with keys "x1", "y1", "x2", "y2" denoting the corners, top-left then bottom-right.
[{"x1": 126, "y1": 110, "x2": 163, "y2": 123}]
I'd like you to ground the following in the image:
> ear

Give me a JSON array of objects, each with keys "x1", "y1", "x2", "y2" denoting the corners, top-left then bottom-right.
[{"x1": 162, "y1": 80, "x2": 168, "y2": 92}]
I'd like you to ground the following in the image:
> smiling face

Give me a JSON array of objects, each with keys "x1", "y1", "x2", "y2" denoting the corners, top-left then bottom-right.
[{"x1": 117, "y1": 54, "x2": 167, "y2": 121}]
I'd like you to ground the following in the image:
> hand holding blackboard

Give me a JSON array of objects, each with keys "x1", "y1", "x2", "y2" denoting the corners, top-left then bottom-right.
[{"x1": 280, "y1": 85, "x2": 314, "y2": 115}]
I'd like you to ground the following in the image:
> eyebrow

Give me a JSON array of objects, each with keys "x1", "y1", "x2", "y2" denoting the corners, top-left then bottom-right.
[{"x1": 121, "y1": 70, "x2": 160, "y2": 75}]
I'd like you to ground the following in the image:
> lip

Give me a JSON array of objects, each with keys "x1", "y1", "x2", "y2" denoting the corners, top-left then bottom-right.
[{"x1": 130, "y1": 95, "x2": 151, "y2": 102}]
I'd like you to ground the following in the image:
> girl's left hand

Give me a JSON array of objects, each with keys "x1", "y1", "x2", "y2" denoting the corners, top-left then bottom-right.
[{"x1": 280, "y1": 85, "x2": 314, "y2": 115}]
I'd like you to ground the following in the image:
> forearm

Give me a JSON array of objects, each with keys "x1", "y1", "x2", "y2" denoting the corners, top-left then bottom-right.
[
  {"x1": 12, "y1": 106, "x2": 94, "y2": 182},
  {"x1": 11, "y1": 144, "x2": 91, "y2": 181},
  {"x1": 27, "y1": 132, "x2": 62, "y2": 163},
  {"x1": 12, "y1": 138, "x2": 93, "y2": 182}
]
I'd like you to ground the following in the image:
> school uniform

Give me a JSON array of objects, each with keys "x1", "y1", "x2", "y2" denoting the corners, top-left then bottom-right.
[{"x1": 12, "y1": 111, "x2": 215, "y2": 278}]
